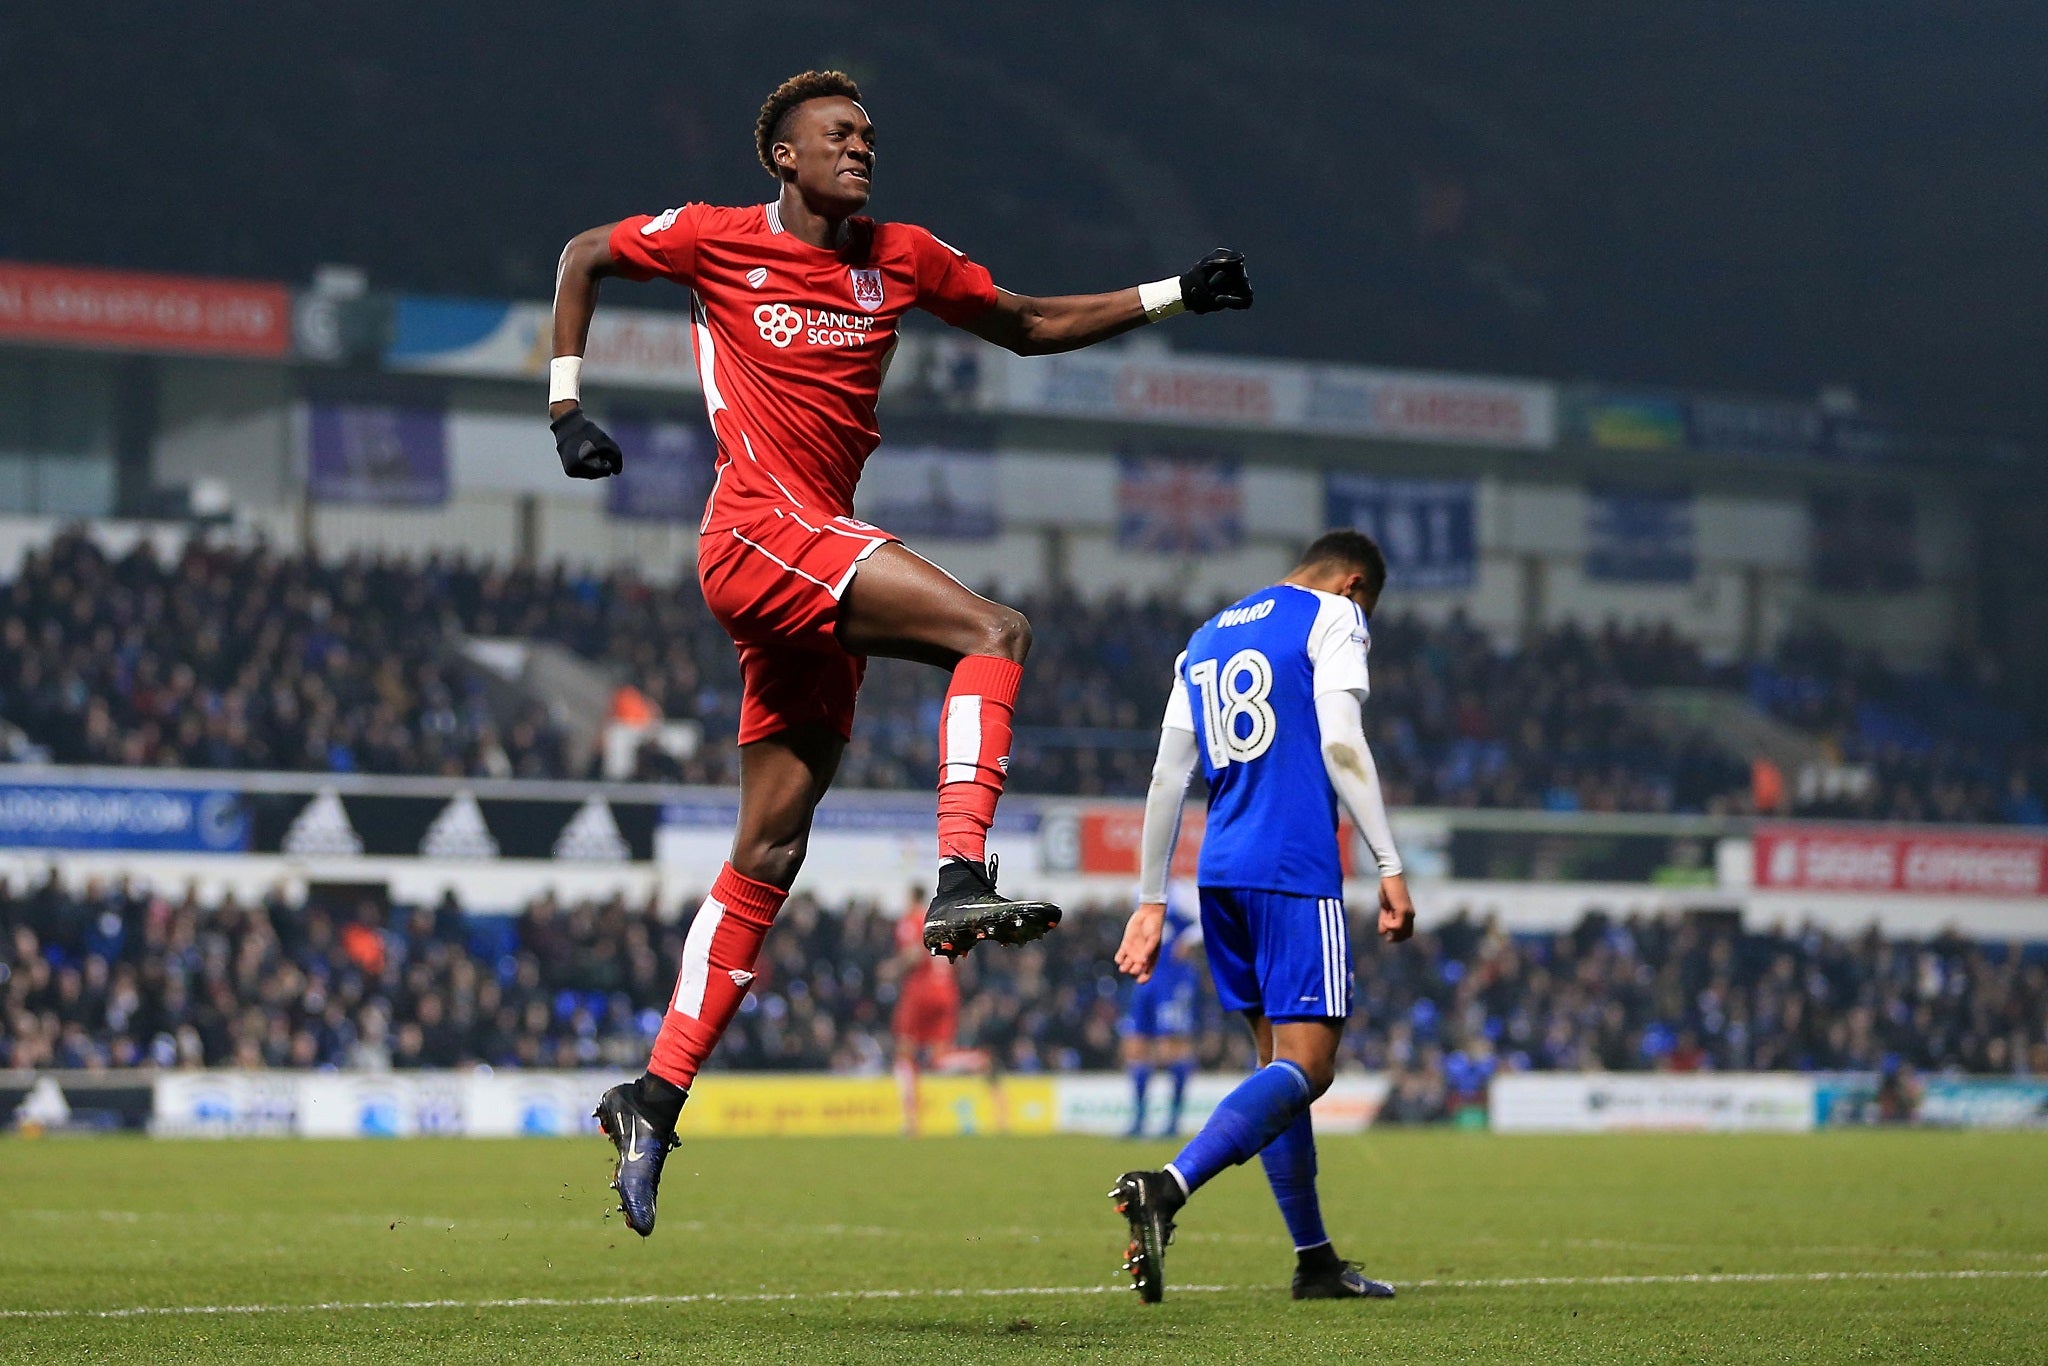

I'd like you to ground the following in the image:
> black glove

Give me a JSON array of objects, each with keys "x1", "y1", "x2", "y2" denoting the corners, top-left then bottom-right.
[
  {"x1": 551, "y1": 408, "x2": 623, "y2": 479},
  {"x1": 1180, "y1": 248, "x2": 1254, "y2": 314}
]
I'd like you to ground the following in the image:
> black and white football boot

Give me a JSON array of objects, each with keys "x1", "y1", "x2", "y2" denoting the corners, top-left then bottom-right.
[
  {"x1": 1291, "y1": 1260, "x2": 1397, "y2": 1300},
  {"x1": 1109, "y1": 1169, "x2": 1184, "y2": 1304},
  {"x1": 593, "y1": 1081, "x2": 681, "y2": 1237},
  {"x1": 922, "y1": 854, "x2": 1062, "y2": 960}
]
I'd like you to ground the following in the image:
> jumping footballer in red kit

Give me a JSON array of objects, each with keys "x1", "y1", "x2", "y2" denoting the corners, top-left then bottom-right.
[{"x1": 551, "y1": 70, "x2": 1253, "y2": 1236}]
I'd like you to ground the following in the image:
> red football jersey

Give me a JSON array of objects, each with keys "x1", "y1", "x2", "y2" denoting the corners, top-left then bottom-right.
[{"x1": 607, "y1": 202, "x2": 998, "y2": 534}]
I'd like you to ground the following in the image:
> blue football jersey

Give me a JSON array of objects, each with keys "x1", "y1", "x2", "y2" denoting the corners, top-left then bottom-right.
[
  {"x1": 1166, "y1": 584, "x2": 1370, "y2": 896},
  {"x1": 1152, "y1": 882, "x2": 1203, "y2": 988}
]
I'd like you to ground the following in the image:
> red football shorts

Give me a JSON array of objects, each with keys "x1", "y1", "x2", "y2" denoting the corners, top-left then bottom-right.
[
  {"x1": 893, "y1": 975, "x2": 961, "y2": 1051},
  {"x1": 697, "y1": 507, "x2": 897, "y2": 745}
]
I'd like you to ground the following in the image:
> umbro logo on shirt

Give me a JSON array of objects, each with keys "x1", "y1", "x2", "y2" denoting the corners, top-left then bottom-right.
[{"x1": 746, "y1": 267, "x2": 769, "y2": 289}]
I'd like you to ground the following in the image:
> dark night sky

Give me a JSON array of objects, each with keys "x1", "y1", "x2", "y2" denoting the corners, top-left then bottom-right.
[{"x1": 4, "y1": 3, "x2": 2044, "y2": 441}]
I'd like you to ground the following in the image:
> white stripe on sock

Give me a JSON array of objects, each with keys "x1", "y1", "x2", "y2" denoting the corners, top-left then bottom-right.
[
  {"x1": 671, "y1": 897, "x2": 727, "y2": 1018},
  {"x1": 941, "y1": 694, "x2": 983, "y2": 786}
]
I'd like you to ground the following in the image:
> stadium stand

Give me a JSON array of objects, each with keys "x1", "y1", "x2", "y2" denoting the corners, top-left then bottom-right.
[
  {"x1": 2, "y1": 532, "x2": 2040, "y2": 821},
  {"x1": 0, "y1": 532, "x2": 570, "y2": 779},
  {"x1": 5, "y1": 880, "x2": 2042, "y2": 1111}
]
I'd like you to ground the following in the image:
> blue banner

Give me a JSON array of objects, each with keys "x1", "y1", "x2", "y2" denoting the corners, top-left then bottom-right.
[
  {"x1": 1919, "y1": 1078, "x2": 2048, "y2": 1128},
  {"x1": 1585, "y1": 484, "x2": 1695, "y2": 584},
  {"x1": 0, "y1": 784, "x2": 249, "y2": 851},
  {"x1": 306, "y1": 401, "x2": 448, "y2": 507},
  {"x1": 1324, "y1": 473, "x2": 1476, "y2": 589},
  {"x1": 385, "y1": 295, "x2": 516, "y2": 364},
  {"x1": 605, "y1": 417, "x2": 711, "y2": 522},
  {"x1": 1686, "y1": 396, "x2": 1822, "y2": 458},
  {"x1": 858, "y1": 444, "x2": 999, "y2": 539}
]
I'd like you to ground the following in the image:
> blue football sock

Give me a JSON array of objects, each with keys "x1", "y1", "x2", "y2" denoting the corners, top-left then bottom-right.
[
  {"x1": 1259, "y1": 1109, "x2": 1329, "y2": 1251},
  {"x1": 1164, "y1": 1060, "x2": 1312, "y2": 1196},
  {"x1": 1166, "y1": 1058, "x2": 1195, "y2": 1133},
  {"x1": 1127, "y1": 1064, "x2": 1153, "y2": 1134}
]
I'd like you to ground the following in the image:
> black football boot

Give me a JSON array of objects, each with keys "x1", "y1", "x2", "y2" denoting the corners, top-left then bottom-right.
[
  {"x1": 922, "y1": 855, "x2": 1062, "y2": 960},
  {"x1": 593, "y1": 1080, "x2": 681, "y2": 1237},
  {"x1": 1109, "y1": 1169, "x2": 1184, "y2": 1304},
  {"x1": 1291, "y1": 1259, "x2": 1397, "y2": 1300}
]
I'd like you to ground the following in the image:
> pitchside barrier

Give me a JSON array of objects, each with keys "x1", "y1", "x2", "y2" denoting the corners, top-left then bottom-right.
[
  {"x1": 137, "y1": 1072, "x2": 1391, "y2": 1140},
  {"x1": 5, "y1": 1071, "x2": 2045, "y2": 1138},
  {"x1": 2, "y1": 767, "x2": 2044, "y2": 935}
]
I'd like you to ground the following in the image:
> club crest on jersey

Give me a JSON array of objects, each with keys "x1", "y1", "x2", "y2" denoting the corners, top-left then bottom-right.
[
  {"x1": 746, "y1": 267, "x2": 769, "y2": 289},
  {"x1": 848, "y1": 267, "x2": 885, "y2": 311}
]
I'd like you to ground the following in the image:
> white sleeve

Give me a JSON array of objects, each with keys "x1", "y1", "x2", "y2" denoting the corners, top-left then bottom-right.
[
  {"x1": 1161, "y1": 651, "x2": 1194, "y2": 732},
  {"x1": 1314, "y1": 687, "x2": 1403, "y2": 877},
  {"x1": 1165, "y1": 879, "x2": 1204, "y2": 948},
  {"x1": 1307, "y1": 593, "x2": 1371, "y2": 699},
  {"x1": 1138, "y1": 711, "x2": 1200, "y2": 904}
]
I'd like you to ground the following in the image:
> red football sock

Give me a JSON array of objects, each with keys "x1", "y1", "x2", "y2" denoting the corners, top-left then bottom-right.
[
  {"x1": 646, "y1": 863, "x2": 787, "y2": 1089},
  {"x1": 936, "y1": 654, "x2": 1024, "y2": 865}
]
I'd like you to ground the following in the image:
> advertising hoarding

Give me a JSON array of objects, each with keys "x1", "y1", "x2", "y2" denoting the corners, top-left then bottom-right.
[
  {"x1": 0, "y1": 261, "x2": 290, "y2": 357},
  {"x1": 1754, "y1": 826, "x2": 2048, "y2": 897}
]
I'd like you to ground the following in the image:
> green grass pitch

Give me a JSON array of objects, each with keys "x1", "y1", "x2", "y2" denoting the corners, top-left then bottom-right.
[{"x1": 1, "y1": 1130, "x2": 2044, "y2": 1363}]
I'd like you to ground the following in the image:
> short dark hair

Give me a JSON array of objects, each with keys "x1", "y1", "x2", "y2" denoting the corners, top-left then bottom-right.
[
  {"x1": 1298, "y1": 528, "x2": 1387, "y2": 594},
  {"x1": 756, "y1": 70, "x2": 864, "y2": 179}
]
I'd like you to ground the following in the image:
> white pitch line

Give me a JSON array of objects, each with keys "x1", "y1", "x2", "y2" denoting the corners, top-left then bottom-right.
[
  {"x1": 2, "y1": 1267, "x2": 2045, "y2": 1322},
  {"x1": 0, "y1": 1283, "x2": 1201, "y2": 1321},
  {"x1": 1405, "y1": 1268, "x2": 2048, "y2": 1291}
]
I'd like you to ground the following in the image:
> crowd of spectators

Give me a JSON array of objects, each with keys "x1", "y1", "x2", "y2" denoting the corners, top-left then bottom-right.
[
  {"x1": 7, "y1": 880, "x2": 2043, "y2": 1119},
  {"x1": 0, "y1": 533, "x2": 568, "y2": 779},
  {"x1": 1750, "y1": 629, "x2": 2048, "y2": 827},
  {"x1": 0, "y1": 532, "x2": 2038, "y2": 823}
]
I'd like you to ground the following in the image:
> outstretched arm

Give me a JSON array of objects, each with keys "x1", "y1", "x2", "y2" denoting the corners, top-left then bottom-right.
[
  {"x1": 546, "y1": 223, "x2": 626, "y2": 477},
  {"x1": 966, "y1": 249, "x2": 1253, "y2": 357}
]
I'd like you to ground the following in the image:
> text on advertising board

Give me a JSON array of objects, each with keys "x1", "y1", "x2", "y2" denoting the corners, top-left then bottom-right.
[
  {"x1": 0, "y1": 261, "x2": 290, "y2": 357},
  {"x1": 1753, "y1": 826, "x2": 2048, "y2": 897}
]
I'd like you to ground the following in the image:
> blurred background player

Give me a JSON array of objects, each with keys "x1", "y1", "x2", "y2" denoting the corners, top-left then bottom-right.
[
  {"x1": 550, "y1": 69, "x2": 1256, "y2": 1233},
  {"x1": 1111, "y1": 530, "x2": 1416, "y2": 1303},
  {"x1": 888, "y1": 883, "x2": 1011, "y2": 1137},
  {"x1": 889, "y1": 882, "x2": 955, "y2": 1134},
  {"x1": 1119, "y1": 878, "x2": 1203, "y2": 1138}
]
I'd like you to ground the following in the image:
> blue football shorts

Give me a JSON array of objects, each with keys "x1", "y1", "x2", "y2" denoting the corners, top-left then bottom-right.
[
  {"x1": 1120, "y1": 966, "x2": 1199, "y2": 1038},
  {"x1": 1198, "y1": 886, "x2": 1353, "y2": 1022}
]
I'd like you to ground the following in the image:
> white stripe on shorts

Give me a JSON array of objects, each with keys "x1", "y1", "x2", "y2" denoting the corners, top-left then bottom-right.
[
  {"x1": 1330, "y1": 900, "x2": 1350, "y2": 1015},
  {"x1": 1315, "y1": 898, "x2": 1334, "y2": 1012},
  {"x1": 1320, "y1": 898, "x2": 1347, "y2": 1016},
  {"x1": 828, "y1": 536, "x2": 887, "y2": 597}
]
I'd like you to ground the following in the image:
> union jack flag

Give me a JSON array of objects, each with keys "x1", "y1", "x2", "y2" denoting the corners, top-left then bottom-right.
[{"x1": 1116, "y1": 454, "x2": 1243, "y2": 554}]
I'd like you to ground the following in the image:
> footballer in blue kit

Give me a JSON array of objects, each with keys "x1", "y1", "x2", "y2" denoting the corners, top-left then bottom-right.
[
  {"x1": 1110, "y1": 529, "x2": 1416, "y2": 1304},
  {"x1": 1118, "y1": 880, "x2": 1203, "y2": 1137}
]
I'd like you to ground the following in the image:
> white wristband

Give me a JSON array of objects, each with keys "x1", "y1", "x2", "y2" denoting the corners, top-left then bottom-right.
[
  {"x1": 1138, "y1": 277, "x2": 1185, "y2": 322},
  {"x1": 548, "y1": 355, "x2": 583, "y2": 406}
]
